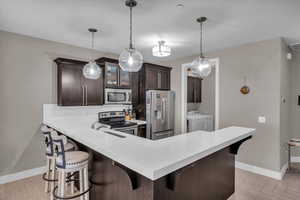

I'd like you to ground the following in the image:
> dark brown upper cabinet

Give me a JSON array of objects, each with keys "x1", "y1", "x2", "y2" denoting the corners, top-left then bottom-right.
[
  {"x1": 55, "y1": 58, "x2": 104, "y2": 106},
  {"x1": 141, "y1": 63, "x2": 171, "y2": 90},
  {"x1": 96, "y1": 57, "x2": 131, "y2": 89},
  {"x1": 187, "y1": 76, "x2": 202, "y2": 103},
  {"x1": 135, "y1": 63, "x2": 172, "y2": 120}
]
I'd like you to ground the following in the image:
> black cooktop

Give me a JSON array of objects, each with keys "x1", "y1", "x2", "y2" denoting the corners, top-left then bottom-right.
[{"x1": 102, "y1": 121, "x2": 137, "y2": 129}]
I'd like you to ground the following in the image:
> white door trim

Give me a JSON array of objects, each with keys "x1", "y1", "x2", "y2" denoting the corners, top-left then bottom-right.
[{"x1": 181, "y1": 58, "x2": 220, "y2": 133}]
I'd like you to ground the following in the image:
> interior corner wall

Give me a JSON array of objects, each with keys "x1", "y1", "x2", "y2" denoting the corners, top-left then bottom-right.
[
  {"x1": 279, "y1": 39, "x2": 292, "y2": 169},
  {"x1": 163, "y1": 38, "x2": 283, "y2": 172},
  {"x1": 0, "y1": 30, "x2": 117, "y2": 176}
]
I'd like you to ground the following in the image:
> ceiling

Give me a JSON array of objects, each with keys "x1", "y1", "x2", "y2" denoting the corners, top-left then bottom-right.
[{"x1": 1, "y1": 0, "x2": 300, "y2": 62}]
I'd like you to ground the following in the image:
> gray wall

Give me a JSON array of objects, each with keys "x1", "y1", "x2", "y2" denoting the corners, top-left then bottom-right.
[
  {"x1": 162, "y1": 38, "x2": 285, "y2": 171},
  {"x1": 290, "y1": 50, "x2": 300, "y2": 157},
  {"x1": 0, "y1": 30, "x2": 117, "y2": 176}
]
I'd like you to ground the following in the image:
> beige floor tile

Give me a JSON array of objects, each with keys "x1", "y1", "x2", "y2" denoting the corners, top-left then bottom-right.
[{"x1": 2, "y1": 165, "x2": 300, "y2": 200}]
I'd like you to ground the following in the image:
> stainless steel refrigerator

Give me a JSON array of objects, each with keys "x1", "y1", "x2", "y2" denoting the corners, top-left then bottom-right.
[{"x1": 146, "y1": 90, "x2": 175, "y2": 140}]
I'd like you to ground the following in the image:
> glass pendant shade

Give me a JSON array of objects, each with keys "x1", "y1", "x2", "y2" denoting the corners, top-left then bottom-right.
[
  {"x1": 119, "y1": 0, "x2": 143, "y2": 72},
  {"x1": 191, "y1": 56, "x2": 212, "y2": 77},
  {"x1": 152, "y1": 41, "x2": 171, "y2": 57},
  {"x1": 119, "y1": 48, "x2": 143, "y2": 72},
  {"x1": 83, "y1": 28, "x2": 101, "y2": 79},
  {"x1": 191, "y1": 17, "x2": 212, "y2": 78},
  {"x1": 83, "y1": 61, "x2": 101, "y2": 80}
]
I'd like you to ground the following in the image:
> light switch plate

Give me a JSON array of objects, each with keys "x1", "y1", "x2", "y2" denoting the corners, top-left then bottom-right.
[{"x1": 258, "y1": 116, "x2": 266, "y2": 124}]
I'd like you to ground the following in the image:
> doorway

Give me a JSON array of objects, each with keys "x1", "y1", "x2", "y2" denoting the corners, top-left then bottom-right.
[{"x1": 180, "y1": 58, "x2": 220, "y2": 133}]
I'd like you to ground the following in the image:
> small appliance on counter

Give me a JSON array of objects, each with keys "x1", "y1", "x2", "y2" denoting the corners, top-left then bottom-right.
[
  {"x1": 98, "y1": 111, "x2": 138, "y2": 135},
  {"x1": 146, "y1": 90, "x2": 175, "y2": 140},
  {"x1": 104, "y1": 88, "x2": 132, "y2": 104}
]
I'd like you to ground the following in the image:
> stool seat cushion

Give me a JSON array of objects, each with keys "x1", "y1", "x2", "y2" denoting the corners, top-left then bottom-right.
[
  {"x1": 290, "y1": 138, "x2": 300, "y2": 143},
  {"x1": 57, "y1": 151, "x2": 89, "y2": 169},
  {"x1": 288, "y1": 141, "x2": 300, "y2": 147}
]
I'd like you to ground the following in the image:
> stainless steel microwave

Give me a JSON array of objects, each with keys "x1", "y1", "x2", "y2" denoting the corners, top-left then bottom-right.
[{"x1": 104, "y1": 88, "x2": 132, "y2": 104}]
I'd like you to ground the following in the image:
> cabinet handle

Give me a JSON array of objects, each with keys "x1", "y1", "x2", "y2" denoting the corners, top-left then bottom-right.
[
  {"x1": 85, "y1": 85, "x2": 88, "y2": 106},
  {"x1": 82, "y1": 85, "x2": 85, "y2": 106}
]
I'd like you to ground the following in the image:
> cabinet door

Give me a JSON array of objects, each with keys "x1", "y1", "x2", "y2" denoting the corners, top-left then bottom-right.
[
  {"x1": 83, "y1": 72, "x2": 104, "y2": 106},
  {"x1": 159, "y1": 70, "x2": 170, "y2": 90},
  {"x1": 119, "y1": 69, "x2": 131, "y2": 88},
  {"x1": 105, "y1": 63, "x2": 118, "y2": 87},
  {"x1": 194, "y1": 78, "x2": 202, "y2": 103},
  {"x1": 131, "y1": 72, "x2": 139, "y2": 106},
  {"x1": 187, "y1": 77, "x2": 194, "y2": 103},
  {"x1": 145, "y1": 68, "x2": 158, "y2": 89},
  {"x1": 58, "y1": 64, "x2": 84, "y2": 106}
]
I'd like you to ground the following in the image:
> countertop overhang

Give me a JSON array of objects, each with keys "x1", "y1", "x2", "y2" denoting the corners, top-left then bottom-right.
[{"x1": 43, "y1": 115, "x2": 255, "y2": 180}]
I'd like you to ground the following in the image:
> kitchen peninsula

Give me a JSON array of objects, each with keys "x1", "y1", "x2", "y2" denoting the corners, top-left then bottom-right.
[{"x1": 44, "y1": 113, "x2": 254, "y2": 200}]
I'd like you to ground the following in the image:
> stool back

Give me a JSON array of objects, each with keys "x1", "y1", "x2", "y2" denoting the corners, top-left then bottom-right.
[
  {"x1": 41, "y1": 125, "x2": 54, "y2": 156},
  {"x1": 52, "y1": 131, "x2": 67, "y2": 169}
]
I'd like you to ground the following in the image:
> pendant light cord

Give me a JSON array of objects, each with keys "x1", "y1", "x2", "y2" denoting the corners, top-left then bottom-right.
[
  {"x1": 200, "y1": 21, "x2": 203, "y2": 58},
  {"x1": 129, "y1": 6, "x2": 133, "y2": 49},
  {"x1": 91, "y1": 32, "x2": 95, "y2": 50}
]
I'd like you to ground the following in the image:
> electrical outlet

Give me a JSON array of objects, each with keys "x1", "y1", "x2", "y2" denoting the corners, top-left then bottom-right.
[{"x1": 258, "y1": 116, "x2": 266, "y2": 124}]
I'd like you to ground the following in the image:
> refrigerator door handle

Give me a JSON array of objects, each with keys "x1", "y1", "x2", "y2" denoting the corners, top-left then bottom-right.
[{"x1": 162, "y1": 98, "x2": 166, "y2": 122}]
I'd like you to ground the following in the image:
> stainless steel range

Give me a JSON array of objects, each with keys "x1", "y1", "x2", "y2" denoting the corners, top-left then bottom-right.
[{"x1": 98, "y1": 111, "x2": 138, "y2": 135}]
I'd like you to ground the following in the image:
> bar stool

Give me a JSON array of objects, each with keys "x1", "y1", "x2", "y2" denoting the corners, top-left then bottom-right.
[
  {"x1": 52, "y1": 130, "x2": 90, "y2": 200},
  {"x1": 41, "y1": 125, "x2": 77, "y2": 200},
  {"x1": 288, "y1": 138, "x2": 300, "y2": 172}
]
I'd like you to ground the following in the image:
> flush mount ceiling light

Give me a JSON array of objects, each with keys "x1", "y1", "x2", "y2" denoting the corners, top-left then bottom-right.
[
  {"x1": 119, "y1": 0, "x2": 143, "y2": 72},
  {"x1": 83, "y1": 28, "x2": 102, "y2": 80},
  {"x1": 152, "y1": 41, "x2": 171, "y2": 57},
  {"x1": 191, "y1": 17, "x2": 212, "y2": 78}
]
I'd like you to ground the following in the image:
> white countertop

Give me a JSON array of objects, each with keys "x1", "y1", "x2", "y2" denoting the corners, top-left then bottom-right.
[{"x1": 44, "y1": 115, "x2": 254, "y2": 180}]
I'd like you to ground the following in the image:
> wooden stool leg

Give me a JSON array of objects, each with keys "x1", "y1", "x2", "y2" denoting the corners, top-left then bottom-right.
[
  {"x1": 50, "y1": 158, "x2": 56, "y2": 200},
  {"x1": 45, "y1": 157, "x2": 50, "y2": 193},
  {"x1": 83, "y1": 166, "x2": 89, "y2": 200},
  {"x1": 61, "y1": 171, "x2": 66, "y2": 198},
  {"x1": 80, "y1": 169, "x2": 84, "y2": 200},
  {"x1": 70, "y1": 172, "x2": 75, "y2": 194}
]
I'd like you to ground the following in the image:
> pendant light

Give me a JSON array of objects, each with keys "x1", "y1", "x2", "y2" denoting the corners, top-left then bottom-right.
[
  {"x1": 191, "y1": 17, "x2": 212, "y2": 77},
  {"x1": 152, "y1": 41, "x2": 171, "y2": 57},
  {"x1": 83, "y1": 28, "x2": 101, "y2": 80},
  {"x1": 119, "y1": 0, "x2": 143, "y2": 72}
]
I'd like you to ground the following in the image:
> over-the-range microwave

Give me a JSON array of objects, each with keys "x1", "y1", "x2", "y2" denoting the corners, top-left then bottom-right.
[{"x1": 104, "y1": 88, "x2": 132, "y2": 104}]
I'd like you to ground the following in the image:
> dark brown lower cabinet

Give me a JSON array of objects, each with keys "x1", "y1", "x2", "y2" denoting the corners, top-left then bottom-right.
[
  {"x1": 137, "y1": 124, "x2": 146, "y2": 138},
  {"x1": 55, "y1": 58, "x2": 104, "y2": 106},
  {"x1": 187, "y1": 76, "x2": 202, "y2": 103}
]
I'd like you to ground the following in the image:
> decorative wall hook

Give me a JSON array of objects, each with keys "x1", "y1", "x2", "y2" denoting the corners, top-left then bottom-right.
[{"x1": 240, "y1": 76, "x2": 250, "y2": 95}]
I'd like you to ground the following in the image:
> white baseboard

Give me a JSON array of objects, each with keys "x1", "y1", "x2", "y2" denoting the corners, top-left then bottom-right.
[
  {"x1": 291, "y1": 156, "x2": 300, "y2": 163},
  {"x1": 0, "y1": 166, "x2": 46, "y2": 184},
  {"x1": 235, "y1": 161, "x2": 288, "y2": 180}
]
